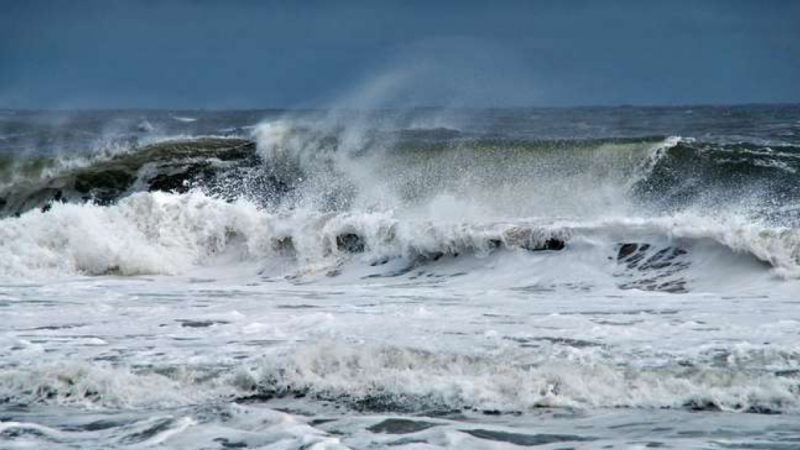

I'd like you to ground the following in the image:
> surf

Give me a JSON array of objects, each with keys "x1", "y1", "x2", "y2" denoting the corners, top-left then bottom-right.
[{"x1": 2, "y1": 107, "x2": 800, "y2": 450}]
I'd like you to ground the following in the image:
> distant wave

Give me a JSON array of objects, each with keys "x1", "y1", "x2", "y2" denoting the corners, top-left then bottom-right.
[{"x1": 172, "y1": 115, "x2": 198, "y2": 123}]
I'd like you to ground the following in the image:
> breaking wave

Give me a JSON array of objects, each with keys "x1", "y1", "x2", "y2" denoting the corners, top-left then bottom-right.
[
  {"x1": 1, "y1": 191, "x2": 798, "y2": 286},
  {"x1": 2, "y1": 342, "x2": 799, "y2": 414},
  {"x1": 1, "y1": 116, "x2": 799, "y2": 283}
]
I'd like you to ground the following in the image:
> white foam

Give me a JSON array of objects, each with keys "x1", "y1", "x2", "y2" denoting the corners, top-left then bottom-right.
[
  {"x1": 2, "y1": 339, "x2": 797, "y2": 414},
  {"x1": 0, "y1": 192, "x2": 269, "y2": 277},
  {"x1": 0, "y1": 362, "x2": 215, "y2": 408},
  {"x1": 1, "y1": 190, "x2": 798, "y2": 283},
  {"x1": 247, "y1": 342, "x2": 800, "y2": 413},
  {"x1": 171, "y1": 116, "x2": 198, "y2": 123}
]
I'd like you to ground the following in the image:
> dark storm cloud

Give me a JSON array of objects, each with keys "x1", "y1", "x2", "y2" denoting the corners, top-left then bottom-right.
[{"x1": 0, "y1": 0, "x2": 798, "y2": 108}]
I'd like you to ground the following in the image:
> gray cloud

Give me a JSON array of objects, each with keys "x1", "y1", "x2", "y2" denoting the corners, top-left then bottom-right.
[{"x1": 0, "y1": 0, "x2": 798, "y2": 108}]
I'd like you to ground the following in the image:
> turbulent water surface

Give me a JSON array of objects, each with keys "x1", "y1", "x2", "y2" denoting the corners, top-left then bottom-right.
[{"x1": 2, "y1": 106, "x2": 800, "y2": 449}]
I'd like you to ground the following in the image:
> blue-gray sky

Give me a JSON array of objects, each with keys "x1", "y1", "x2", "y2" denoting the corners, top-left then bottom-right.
[{"x1": 1, "y1": 0, "x2": 799, "y2": 108}]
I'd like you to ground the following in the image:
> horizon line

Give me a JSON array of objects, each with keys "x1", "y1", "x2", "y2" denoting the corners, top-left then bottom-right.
[{"x1": 2, "y1": 101, "x2": 800, "y2": 113}]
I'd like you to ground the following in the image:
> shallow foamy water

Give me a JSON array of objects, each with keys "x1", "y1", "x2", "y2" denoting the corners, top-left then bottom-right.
[{"x1": 2, "y1": 249, "x2": 800, "y2": 449}]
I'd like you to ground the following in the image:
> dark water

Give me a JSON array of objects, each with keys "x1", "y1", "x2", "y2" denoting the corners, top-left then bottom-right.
[{"x1": 2, "y1": 105, "x2": 800, "y2": 151}]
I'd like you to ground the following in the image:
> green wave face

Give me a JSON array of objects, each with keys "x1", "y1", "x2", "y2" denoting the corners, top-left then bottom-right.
[
  {"x1": 2, "y1": 130, "x2": 799, "y2": 225},
  {"x1": 0, "y1": 138, "x2": 256, "y2": 216}
]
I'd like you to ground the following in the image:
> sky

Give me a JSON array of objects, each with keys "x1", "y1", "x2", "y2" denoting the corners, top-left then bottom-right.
[{"x1": 0, "y1": 0, "x2": 799, "y2": 109}]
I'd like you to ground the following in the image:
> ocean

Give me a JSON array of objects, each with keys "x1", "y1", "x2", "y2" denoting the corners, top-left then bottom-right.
[{"x1": 1, "y1": 105, "x2": 800, "y2": 449}]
